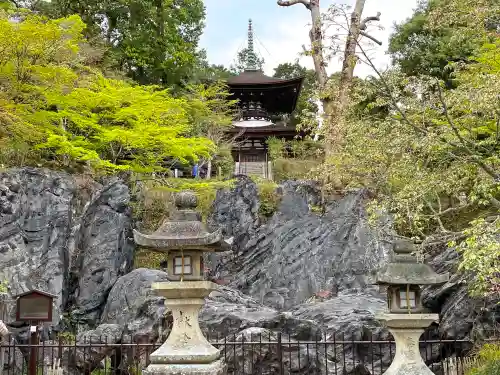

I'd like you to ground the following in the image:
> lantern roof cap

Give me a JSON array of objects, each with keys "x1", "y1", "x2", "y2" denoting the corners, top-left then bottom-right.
[
  {"x1": 376, "y1": 238, "x2": 449, "y2": 286},
  {"x1": 133, "y1": 190, "x2": 229, "y2": 252}
]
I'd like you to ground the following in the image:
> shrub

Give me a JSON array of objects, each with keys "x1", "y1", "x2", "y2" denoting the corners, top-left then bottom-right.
[{"x1": 467, "y1": 344, "x2": 500, "y2": 375}]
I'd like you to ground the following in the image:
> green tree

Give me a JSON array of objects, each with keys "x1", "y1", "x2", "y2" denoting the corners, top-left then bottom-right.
[
  {"x1": 0, "y1": 11, "x2": 234, "y2": 173},
  {"x1": 189, "y1": 50, "x2": 235, "y2": 83},
  {"x1": 230, "y1": 47, "x2": 265, "y2": 73},
  {"x1": 18, "y1": 0, "x2": 206, "y2": 86},
  {"x1": 317, "y1": 39, "x2": 500, "y2": 296},
  {"x1": 389, "y1": 0, "x2": 500, "y2": 80}
]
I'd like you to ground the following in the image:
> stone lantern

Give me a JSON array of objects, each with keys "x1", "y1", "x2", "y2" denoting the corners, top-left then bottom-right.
[
  {"x1": 133, "y1": 190, "x2": 229, "y2": 375},
  {"x1": 375, "y1": 239, "x2": 449, "y2": 375}
]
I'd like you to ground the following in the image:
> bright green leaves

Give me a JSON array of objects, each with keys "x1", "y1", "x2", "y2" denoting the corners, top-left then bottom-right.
[
  {"x1": 0, "y1": 12, "x2": 232, "y2": 173},
  {"x1": 26, "y1": 73, "x2": 218, "y2": 172}
]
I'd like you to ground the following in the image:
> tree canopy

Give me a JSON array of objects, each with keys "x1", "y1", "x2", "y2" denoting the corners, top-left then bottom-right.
[
  {"x1": 388, "y1": 0, "x2": 500, "y2": 80},
  {"x1": 273, "y1": 61, "x2": 318, "y2": 127},
  {"x1": 315, "y1": 0, "x2": 500, "y2": 297},
  {"x1": 0, "y1": 11, "x2": 234, "y2": 173},
  {"x1": 5, "y1": 0, "x2": 206, "y2": 87}
]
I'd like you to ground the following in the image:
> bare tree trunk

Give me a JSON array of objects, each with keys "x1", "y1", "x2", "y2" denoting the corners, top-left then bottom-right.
[
  {"x1": 205, "y1": 159, "x2": 212, "y2": 179},
  {"x1": 277, "y1": 0, "x2": 330, "y2": 107},
  {"x1": 277, "y1": 0, "x2": 380, "y2": 155}
]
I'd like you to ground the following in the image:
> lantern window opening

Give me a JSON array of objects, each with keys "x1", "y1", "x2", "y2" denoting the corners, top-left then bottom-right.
[
  {"x1": 173, "y1": 255, "x2": 192, "y2": 276},
  {"x1": 398, "y1": 285, "x2": 417, "y2": 309}
]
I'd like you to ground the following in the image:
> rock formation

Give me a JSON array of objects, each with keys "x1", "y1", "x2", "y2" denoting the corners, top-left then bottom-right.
[{"x1": 0, "y1": 169, "x2": 497, "y2": 374}]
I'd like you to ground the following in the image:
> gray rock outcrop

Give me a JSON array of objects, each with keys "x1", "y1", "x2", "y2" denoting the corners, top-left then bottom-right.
[
  {"x1": 210, "y1": 178, "x2": 392, "y2": 310},
  {"x1": 0, "y1": 168, "x2": 134, "y2": 328},
  {"x1": 70, "y1": 180, "x2": 135, "y2": 325}
]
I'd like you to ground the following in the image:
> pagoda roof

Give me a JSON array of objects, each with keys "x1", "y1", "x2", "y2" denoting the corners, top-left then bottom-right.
[
  {"x1": 227, "y1": 70, "x2": 304, "y2": 87},
  {"x1": 227, "y1": 72, "x2": 304, "y2": 114}
]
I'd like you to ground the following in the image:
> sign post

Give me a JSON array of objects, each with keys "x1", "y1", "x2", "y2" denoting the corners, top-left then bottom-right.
[{"x1": 14, "y1": 290, "x2": 56, "y2": 375}]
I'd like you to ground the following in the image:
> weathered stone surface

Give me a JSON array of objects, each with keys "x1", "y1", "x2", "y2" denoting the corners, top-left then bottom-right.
[
  {"x1": 222, "y1": 327, "x2": 327, "y2": 375},
  {"x1": 423, "y1": 247, "x2": 500, "y2": 340},
  {"x1": 207, "y1": 176, "x2": 260, "y2": 252},
  {"x1": 0, "y1": 168, "x2": 75, "y2": 325},
  {"x1": 101, "y1": 268, "x2": 169, "y2": 339},
  {"x1": 70, "y1": 180, "x2": 135, "y2": 324},
  {"x1": 223, "y1": 186, "x2": 392, "y2": 310},
  {"x1": 0, "y1": 168, "x2": 134, "y2": 332},
  {"x1": 202, "y1": 286, "x2": 321, "y2": 340}
]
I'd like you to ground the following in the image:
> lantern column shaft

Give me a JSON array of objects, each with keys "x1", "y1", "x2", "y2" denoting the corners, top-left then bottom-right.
[
  {"x1": 144, "y1": 281, "x2": 225, "y2": 375},
  {"x1": 377, "y1": 314, "x2": 438, "y2": 375}
]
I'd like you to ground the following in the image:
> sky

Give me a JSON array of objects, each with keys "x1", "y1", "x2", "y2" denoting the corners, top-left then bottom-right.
[{"x1": 199, "y1": 0, "x2": 419, "y2": 78}]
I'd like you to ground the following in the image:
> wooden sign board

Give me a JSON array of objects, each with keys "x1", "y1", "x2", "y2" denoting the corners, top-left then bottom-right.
[{"x1": 14, "y1": 290, "x2": 56, "y2": 322}]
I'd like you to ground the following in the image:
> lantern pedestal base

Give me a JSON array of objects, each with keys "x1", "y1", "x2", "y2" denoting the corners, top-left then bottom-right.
[
  {"x1": 144, "y1": 360, "x2": 225, "y2": 375},
  {"x1": 144, "y1": 281, "x2": 226, "y2": 375},
  {"x1": 376, "y1": 313, "x2": 438, "y2": 375}
]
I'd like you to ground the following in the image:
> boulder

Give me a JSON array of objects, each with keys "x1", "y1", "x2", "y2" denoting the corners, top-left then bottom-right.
[
  {"x1": 0, "y1": 168, "x2": 134, "y2": 331},
  {"x1": 207, "y1": 176, "x2": 260, "y2": 252},
  {"x1": 100, "y1": 268, "x2": 169, "y2": 340},
  {"x1": 69, "y1": 179, "x2": 135, "y2": 325},
  {"x1": 0, "y1": 168, "x2": 75, "y2": 325}
]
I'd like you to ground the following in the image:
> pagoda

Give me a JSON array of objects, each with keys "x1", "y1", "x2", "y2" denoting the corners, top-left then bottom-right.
[{"x1": 225, "y1": 19, "x2": 305, "y2": 179}]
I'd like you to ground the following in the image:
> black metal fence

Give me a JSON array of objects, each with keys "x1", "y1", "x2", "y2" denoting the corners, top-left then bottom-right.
[{"x1": 0, "y1": 331, "x2": 493, "y2": 375}]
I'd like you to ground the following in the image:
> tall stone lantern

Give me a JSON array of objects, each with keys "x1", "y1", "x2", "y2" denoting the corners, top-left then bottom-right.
[
  {"x1": 134, "y1": 191, "x2": 229, "y2": 375},
  {"x1": 376, "y1": 239, "x2": 449, "y2": 375}
]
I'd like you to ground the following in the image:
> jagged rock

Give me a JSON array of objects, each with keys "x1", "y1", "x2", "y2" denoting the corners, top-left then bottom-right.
[
  {"x1": 202, "y1": 286, "x2": 322, "y2": 340},
  {"x1": 423, "y1": 247, "x2": 500, "y2": 340},
  {"x1": 275, "y1": 180, "x2": 322, "y2": 220},
  {"x1": 69, "y1": 180, "x2": 135, "y2": 325},
  {"x1": 0, "y1": 168, "x2": 75, "y2": 325},
  {"x1": 0, "y1": 168, "x2": 134, "y2": 332},
  {"x1": 100, "y1": 268, "x2": 169, "y2": 340},
  {"x1": 222, "y1": 327, "x2": 326, "y2": 375},
  {"x1": 207, "y1": 176, "x2": 260, "y2": 252},
  {"x1": 225, "y1": 186, "x2": 392, "y2": 310}
]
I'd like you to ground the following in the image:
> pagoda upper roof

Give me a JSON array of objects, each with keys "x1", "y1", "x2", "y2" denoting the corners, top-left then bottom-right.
[{"x1": 227, "y1": 69, "x2": 304, "y2": 87}]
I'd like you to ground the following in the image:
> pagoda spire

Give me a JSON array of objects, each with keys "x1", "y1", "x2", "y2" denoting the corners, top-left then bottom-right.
[{"x1": 246, "y1": 19, "x2": 258, "y2": 71}]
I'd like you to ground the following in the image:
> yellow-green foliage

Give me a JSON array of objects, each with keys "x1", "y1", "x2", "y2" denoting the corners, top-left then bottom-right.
[
  {"x1": 251, "y1": 177, "x2": 281, "y2": 218},
  {"x1": 452, "y1": 217, "x2": 500, "y2": 297},
  {"x1": 0, "y1": 280, "x2": 8, "y2": 293},
  {"x1": 273, "y1": 158, "x2": 321, "y2": 182},
  {"x1": 0, "y1": 12, "x2": 234, "y2": 173},
  {"x1": 133, "y1": 177, "x2": 284, "y2": 268},
  {"x1": 316, "y1": 35, "x2": 500, "y2": 297},
  {"x1": 467, "y1": 344, "x2": 500, "y2": 375}
]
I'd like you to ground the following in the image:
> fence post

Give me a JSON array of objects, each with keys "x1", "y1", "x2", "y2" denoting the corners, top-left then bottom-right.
[{"x1": 277, "y1": 332, "x2": 283, "y2": 375}]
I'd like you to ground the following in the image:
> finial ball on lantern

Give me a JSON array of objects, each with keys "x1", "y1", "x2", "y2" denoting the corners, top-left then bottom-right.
[{"x1": 175, "y1": 190, "x2": 198, "y2": 210}]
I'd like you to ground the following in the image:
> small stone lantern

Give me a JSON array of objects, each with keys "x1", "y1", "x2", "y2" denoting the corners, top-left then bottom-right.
[
  {"x1": 375, "y1": 239, "x2": 449, "y2": 375},
  {"x1": 133, "y1": 190, "x2": 229, "y2": 375}
]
